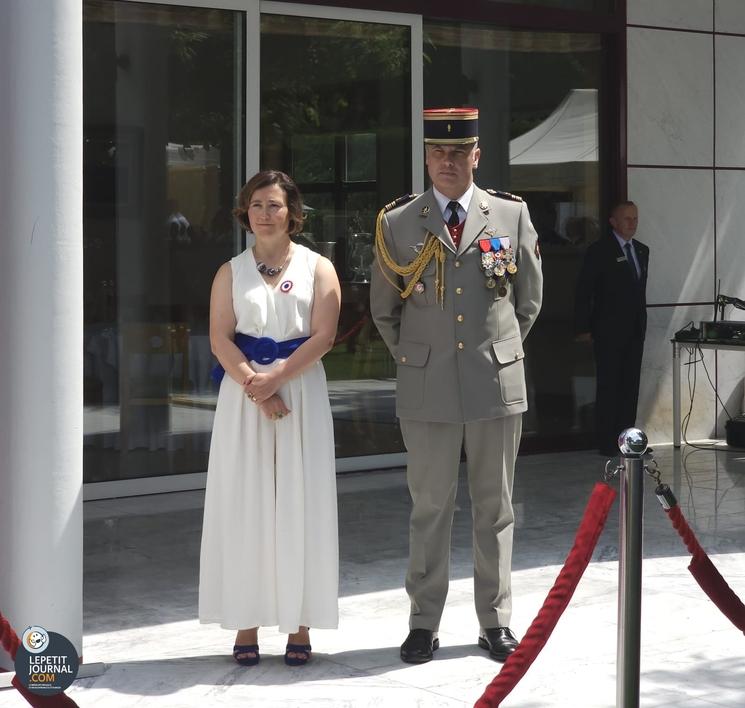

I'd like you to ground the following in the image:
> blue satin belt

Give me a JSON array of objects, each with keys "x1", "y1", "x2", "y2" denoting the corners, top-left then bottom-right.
[{"x1": 211, "y1": 332, "x2": 310, "y2": 384}]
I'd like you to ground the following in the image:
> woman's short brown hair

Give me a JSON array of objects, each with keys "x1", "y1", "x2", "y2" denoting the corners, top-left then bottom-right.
[{"x1": 232, "y1": 170, "x2": 305, "y2": 236}]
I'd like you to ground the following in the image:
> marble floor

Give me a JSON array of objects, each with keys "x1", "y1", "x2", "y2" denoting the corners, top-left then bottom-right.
[{"x1": 2, "y1": 444, "x2": 744, "y2": 707}]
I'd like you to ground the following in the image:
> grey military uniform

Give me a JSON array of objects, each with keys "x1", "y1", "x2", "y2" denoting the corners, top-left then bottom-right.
[{"x1": 371, "y1": 185, "x2": 542, "y2": 630}]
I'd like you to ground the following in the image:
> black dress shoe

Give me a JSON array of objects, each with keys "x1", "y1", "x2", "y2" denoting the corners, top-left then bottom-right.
[
  {"x1": 478, "y1": 627, "x2": 518, "y2": 662},
  {"x1": 400, "y1": 629, "x2": 439, "y2": 664}
]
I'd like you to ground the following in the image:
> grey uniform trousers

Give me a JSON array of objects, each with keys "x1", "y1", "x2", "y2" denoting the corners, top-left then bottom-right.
[{"x1": 399, "y1": 414, "x2": 522, "y2": 631}]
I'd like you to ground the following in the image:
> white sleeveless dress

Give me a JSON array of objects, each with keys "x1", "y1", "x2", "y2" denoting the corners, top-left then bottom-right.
[{"x1": 199, "y1": 244, "x2": 339, "y2": 633}]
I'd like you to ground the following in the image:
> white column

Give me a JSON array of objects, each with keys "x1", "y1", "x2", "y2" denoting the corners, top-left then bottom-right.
[{"x1": 0, "y1": 0, "x2": 83, "y2": 669}]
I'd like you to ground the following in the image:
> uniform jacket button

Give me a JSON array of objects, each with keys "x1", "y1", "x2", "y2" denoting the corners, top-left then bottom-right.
[
  {"x1": 457, "y1": 314, "x2": 464, "y2": 322},
  {"x1": 401, "y1": 355, "x2": 407, "y2": 363},
  {"x1": 456, "y1": 287, "x2": 463, "y2": 294},
  {"x1": 457, "y1": 342, "x2": 464, "y2": 350}
]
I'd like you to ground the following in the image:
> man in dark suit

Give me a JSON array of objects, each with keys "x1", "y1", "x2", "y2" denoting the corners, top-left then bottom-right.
[{"x1": 574, "y1": 201, "x2": 648, "y2": 456}]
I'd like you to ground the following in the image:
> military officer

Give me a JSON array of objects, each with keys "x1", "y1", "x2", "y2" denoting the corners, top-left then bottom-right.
[{"x1": 370, "y1": 107, "x2": 543, "y2": 664}]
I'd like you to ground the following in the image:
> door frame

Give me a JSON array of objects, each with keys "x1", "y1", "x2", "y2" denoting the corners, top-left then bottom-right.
[
  {"x1": 256, "y1": 2, "x2": 423, "y2": 192},
  {"x1": 86, "y1": 0, "x2": 420, "y2": 499},
  {"x1": 121, "y1": 0, "x2": 423, "y2": 194}
]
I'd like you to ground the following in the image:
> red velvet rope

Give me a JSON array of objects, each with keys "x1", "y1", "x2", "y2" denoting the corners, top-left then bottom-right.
[
  {"x1": 475, "y1": 481, "x2": 617, "y2": 708},
  {"x1": 665, "y1": 505, "x2": 705, "y2": 559},
  {"x1": 665, "y1": 506, "x2": 745, "y2": 635},
  {"x1": 333, "y1": 315, "x2": 369, "y2": 347},
  {"x1": 0, "y1": 611, "x2": 21, "y2": 660},
  {"x1": 0, "y1": 611, "x2": 79, "y2": 707},
  {"x1": 11, "y1": 676, "x2": 79, "y2": 707}
]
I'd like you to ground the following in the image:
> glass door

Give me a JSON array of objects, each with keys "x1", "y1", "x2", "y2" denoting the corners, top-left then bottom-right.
[
  {"x1": 83, "y1": 1, "x2": 244, "y2": 488},
  {"x1": 257, "y1": 4, "x2": 422, "y2": 464},
  {"x1": 82, "y1": 0, "x2": 421, "y2": 495}
]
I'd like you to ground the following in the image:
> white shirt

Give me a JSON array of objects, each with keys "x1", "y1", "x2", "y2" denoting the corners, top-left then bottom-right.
[
  {"x1": 613, "y1": 230, "x2": 640, "y2": 278},
  {"x1": 433, "y1": 183, "x2": 474, "y2": 225}
]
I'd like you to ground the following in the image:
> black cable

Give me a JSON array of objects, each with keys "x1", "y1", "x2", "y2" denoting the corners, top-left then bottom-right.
[
  {"x1": 680, "y1": 344, "x2": 699, "y2": 446},
  {"x1": 676, "y1": 335, "x2": 743, "y2": 513},
  {"x1": 681, "y1": 445, "x2": 700, "y2": 520},
  {"x1": 697, "y1": 343, "x2": 734, "y2": 420},
  {"x1": 680, "y1": 343, "x2": 734, "y2": 452}
]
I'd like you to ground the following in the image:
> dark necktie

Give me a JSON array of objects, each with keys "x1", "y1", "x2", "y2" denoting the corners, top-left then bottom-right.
[
  {"x1": 624, "y1": 242, "x2": 639, "y2": 280},
  {"x1": 447, "y1": 200, "x2": 460, "y2": 227}
]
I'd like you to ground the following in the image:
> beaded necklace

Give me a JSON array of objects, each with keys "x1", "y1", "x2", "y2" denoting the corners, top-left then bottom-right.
[{"x1": 254, "y1": 243, "x2": 292, "y2": 278}]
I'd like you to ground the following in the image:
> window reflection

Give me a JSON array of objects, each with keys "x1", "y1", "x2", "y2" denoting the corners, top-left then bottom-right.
[
  {"x1": 424, "y1": 24, "x2": 603, "y2": 447},
  {"x1": 83, "y1": 1, "x2": 243, "y2": 481},
  {"x1": 260, "y1": 13, "x2": 411, "y2": 458},
  {"x1": 81, "y1": 4, "x2": 611, "y2": 484}
]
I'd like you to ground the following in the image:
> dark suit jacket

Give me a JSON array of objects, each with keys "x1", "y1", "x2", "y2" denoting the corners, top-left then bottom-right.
[{"x1": 574, "y1": 233, "x2": 649, "y2": 342}]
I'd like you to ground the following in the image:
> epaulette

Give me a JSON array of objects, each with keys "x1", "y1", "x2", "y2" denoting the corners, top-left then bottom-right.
[
  {"x1": 486, "y1": 188, "x2": 523, "y2": 202},
  {"x1": 382, "y1": 193, "x2": 418, "y2": 213}
]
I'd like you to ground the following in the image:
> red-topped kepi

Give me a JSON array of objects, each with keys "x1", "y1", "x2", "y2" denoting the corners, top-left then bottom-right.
[{"x1": 423, "y1": 107, "x2": 479, "y2": 145}]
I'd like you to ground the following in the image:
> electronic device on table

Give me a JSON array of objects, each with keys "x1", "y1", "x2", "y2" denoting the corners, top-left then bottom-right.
[
  {"x1": 674, "y1": 291, "x2": 745, "y2": 344},
  {"x1": 673, "y1": 291, "x2": 745, "y2": 449}
]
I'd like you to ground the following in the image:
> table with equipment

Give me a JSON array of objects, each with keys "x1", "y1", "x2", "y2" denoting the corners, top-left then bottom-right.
[{"x1": 672, "y1": 332, "x2": 745, "y2": 448}]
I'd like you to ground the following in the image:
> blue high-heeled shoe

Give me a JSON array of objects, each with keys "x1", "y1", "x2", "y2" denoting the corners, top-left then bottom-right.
[
  {"x1": 233, "y1": 643, "x2": 260, "y2": 666},
  {"x1": 284, "y1": 643, "x2": 311, "y2": 666}
]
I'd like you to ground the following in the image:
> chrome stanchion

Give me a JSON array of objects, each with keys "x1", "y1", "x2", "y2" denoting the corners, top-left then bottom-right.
[{"x1": 616, "y1": 427, "x2": 648, "y2": 708}]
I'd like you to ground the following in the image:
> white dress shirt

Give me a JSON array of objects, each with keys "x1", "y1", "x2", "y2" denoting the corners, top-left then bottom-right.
[
  {"x1": 433, "y1": 183, "x2": 474, "y2": 225},
  {"x1": 613, "y1": 230, "x2": 641, "y2": 278}
]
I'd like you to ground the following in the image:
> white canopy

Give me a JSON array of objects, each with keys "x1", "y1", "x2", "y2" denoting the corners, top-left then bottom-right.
[{"x1": 509, "y1": 88, "x2": 598, "y2": 165}]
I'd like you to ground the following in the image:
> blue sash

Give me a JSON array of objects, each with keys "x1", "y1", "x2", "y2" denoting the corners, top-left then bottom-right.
[{"x1": 211, "y1": 333, "x2": 309, "y2": 384}]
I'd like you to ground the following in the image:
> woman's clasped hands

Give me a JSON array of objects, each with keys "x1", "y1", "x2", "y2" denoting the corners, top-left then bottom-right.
[{"x1": 243, "y1": 370, "x2": 290, "y2": 421}]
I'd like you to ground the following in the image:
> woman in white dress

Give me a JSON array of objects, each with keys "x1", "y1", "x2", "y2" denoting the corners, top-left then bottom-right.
[{"x1": 199, "y1": 170, "x2": 341, "y2": 667}]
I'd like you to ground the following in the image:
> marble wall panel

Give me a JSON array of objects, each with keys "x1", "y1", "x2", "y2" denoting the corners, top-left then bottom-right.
[
  {"x1": 714, "y1": 170, "x2": 745, "y2": 423},
  {"x1": 715, "y1": 35, "x2": 745, "y2": 167},
  {"x1": 627, "y1": 0, "x2": 713, "y2": 31},
  {"x1": 627, "y1": 168, "x2": 717, "y2": 443},
  {"x1": 628, "y1": 167, "x2": 715, "y2": 305},
  {"x1": 715, "y1": 170, "x2": 745, "y2": 305},
  {"x1": 625, "y1": 6, "x2": 745, "y2": 444},
  {"x1": 640, "y1": 307, "x2": 717, "y2": 444},
  {"x1": 715, "y1": 0, "x2": 745, "y2": 35},
  {"x1": 627, "y1": 29, "x2": 713, "y2": 167},
  {"x1": 717, "y1": 351, "x2": 745, "y2": 427}
]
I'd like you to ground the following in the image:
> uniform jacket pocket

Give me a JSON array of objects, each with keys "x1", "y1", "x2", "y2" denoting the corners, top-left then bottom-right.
[
  {"x1": 396, "y1": 340, "x2": 431, "y2": 409},
  {"x1": 492, "y1": 334, "x2": 524, "y2": 365},
  {"x1": 491, "y1": 334, "x2": 526, "y2": 405}
]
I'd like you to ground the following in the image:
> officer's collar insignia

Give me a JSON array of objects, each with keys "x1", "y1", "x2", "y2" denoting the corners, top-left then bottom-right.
[
  {"x1": 420, "y1": 205, "x2": 430, "y2": 216},
  {"x1": 479, "y1": 200, "x2": 489, "y2": 212}
]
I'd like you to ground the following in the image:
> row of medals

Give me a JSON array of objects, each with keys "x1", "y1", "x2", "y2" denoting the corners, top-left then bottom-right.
[
  {"x1": 482, "y1": 247, "x2": 517, "y2": 296},
  {"x1": 412, "y1": 245, "x2": 517, "y2": 297}
]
